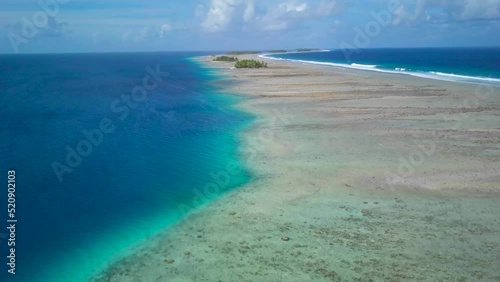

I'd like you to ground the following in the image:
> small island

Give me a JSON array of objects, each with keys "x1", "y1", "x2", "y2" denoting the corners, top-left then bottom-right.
[
  {"x1": 213, "y1": 56, "x2": 239, "y2": 62},
  {"x1": 235, "y1": 59, "x2": 268, "y2": 68},
  {"x1": 226, "y1": 51, "x2": 262, "y2": 55},
  {"x1": 266, "y1": 50, "x2": 288, "y2": 53}
]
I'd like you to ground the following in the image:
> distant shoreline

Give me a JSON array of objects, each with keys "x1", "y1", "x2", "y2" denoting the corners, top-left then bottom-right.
[{"x1": 258, "y1": 48, "x2": 500, "y2": 87}]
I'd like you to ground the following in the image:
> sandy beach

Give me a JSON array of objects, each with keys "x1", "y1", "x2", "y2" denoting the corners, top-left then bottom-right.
[{"x1": 95, "y1": 55, "x2": 500, "y2": 282}]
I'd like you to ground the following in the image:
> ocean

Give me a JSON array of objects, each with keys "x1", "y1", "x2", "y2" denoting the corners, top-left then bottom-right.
[
  {"x1": 264, "y1": 47, "x2": 500, "y2": 85},
  {"x1": 0, "y1": 52, "x2": 252, "y2": 282}
]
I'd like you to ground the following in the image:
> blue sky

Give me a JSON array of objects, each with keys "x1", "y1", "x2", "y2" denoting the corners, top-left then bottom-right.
[{"x1": 1, "y1": 0, "x2": 500, "y2": 53}]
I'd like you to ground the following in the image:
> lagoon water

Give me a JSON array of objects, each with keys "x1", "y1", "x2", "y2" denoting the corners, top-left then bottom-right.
[{"x1": 0, "y1": 52, "x2": 251, "y2": 282}]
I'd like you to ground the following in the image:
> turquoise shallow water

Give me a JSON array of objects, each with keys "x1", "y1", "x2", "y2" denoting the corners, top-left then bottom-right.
[{"x1": 0, "y1": 52, "x2": 252, "y2": 282}]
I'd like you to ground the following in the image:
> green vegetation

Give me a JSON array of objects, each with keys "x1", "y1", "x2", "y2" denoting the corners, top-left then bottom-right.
[
  {"x1": 227, "y1": 51, "x2": 262, "y2": 55},
  {"x1": 235, "y1": 59, "x2": 268, "y2": 69},
  {"x1": 266, "y1": 50, "x2": 288, "y2": 53},
  {"x1": 213, "y1": 56, "x2": 239, "y2": 62}
]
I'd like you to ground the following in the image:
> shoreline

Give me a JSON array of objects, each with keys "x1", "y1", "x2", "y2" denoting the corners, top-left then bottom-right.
[
  {"x1": 95, "y1": 54, "x2": 500, "y2": 281},
  {"x1": 258, "y1": 53, "x2": 500, "y2": 87}
]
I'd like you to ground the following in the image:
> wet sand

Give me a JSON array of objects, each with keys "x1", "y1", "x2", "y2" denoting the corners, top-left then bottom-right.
[{"x1": 94, "y1": 55, "x2": 500, "y2": 281}]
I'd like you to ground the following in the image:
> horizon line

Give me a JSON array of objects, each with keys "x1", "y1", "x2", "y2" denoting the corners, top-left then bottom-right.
[{"x1": 1, "y1": 45, "x2": 500, "y2": 55}]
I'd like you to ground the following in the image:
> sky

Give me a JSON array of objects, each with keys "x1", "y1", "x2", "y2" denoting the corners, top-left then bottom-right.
[{"x1": 1, "y1": 0, "x2": 500, "y2": 53}]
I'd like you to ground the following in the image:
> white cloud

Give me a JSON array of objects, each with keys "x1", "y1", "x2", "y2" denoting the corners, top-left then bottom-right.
[
  {"x1": 458, "y1": 0, "x2": 500, "y2": 20},
  {"x1": 243, "y1": 0, "x2": 255, "y2": 22},
  {"x1": 137, "y1": 27, "x2": 154, "y2": 41},
  {"x1": 199, "y1": 0, "x2": 345, "y2": 33},
  {"x1": 263, "y1": 21, "x2": 288, "y2": 31},
  {"x1": 160, "y1": 23, "x2": 172, "y2": 38},
  {"x1": 393, "y1": 0, "x2": 500, "y2": 26},
  {"x1": 121, "y1": 29, "x2": 133, "y2": 41},
  {"x1": 278, "y1": 2, "x2": 308, "y2": 13},
  {"x1": 256, "y1": 1, "x2": 310, "y2": 31},
  {"x1": 124, "y1": 24, "x2": 173, "y2": 42},
  {"x1": 316, "y1": 1, "x2": 340, "y2": 17},
  {"x1": 200, "y1": 0, "x2": 246, "y2": 32},
  {"x1": 327, "y1": 19, "x2": 342, "y2": 34}
]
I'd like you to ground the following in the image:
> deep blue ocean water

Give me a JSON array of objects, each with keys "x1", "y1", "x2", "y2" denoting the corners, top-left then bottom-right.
[
  {"x1": 265, "y1": 47, "x2": 500, "y2": 85},
  {"x1": 0, "y1": 52, "x2": 252, "y2": 282}
]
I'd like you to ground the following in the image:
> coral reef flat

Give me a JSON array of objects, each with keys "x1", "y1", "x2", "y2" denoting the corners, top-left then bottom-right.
[{"x1": 94, "y1": 55, "x2": 500, "y2": 282}]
